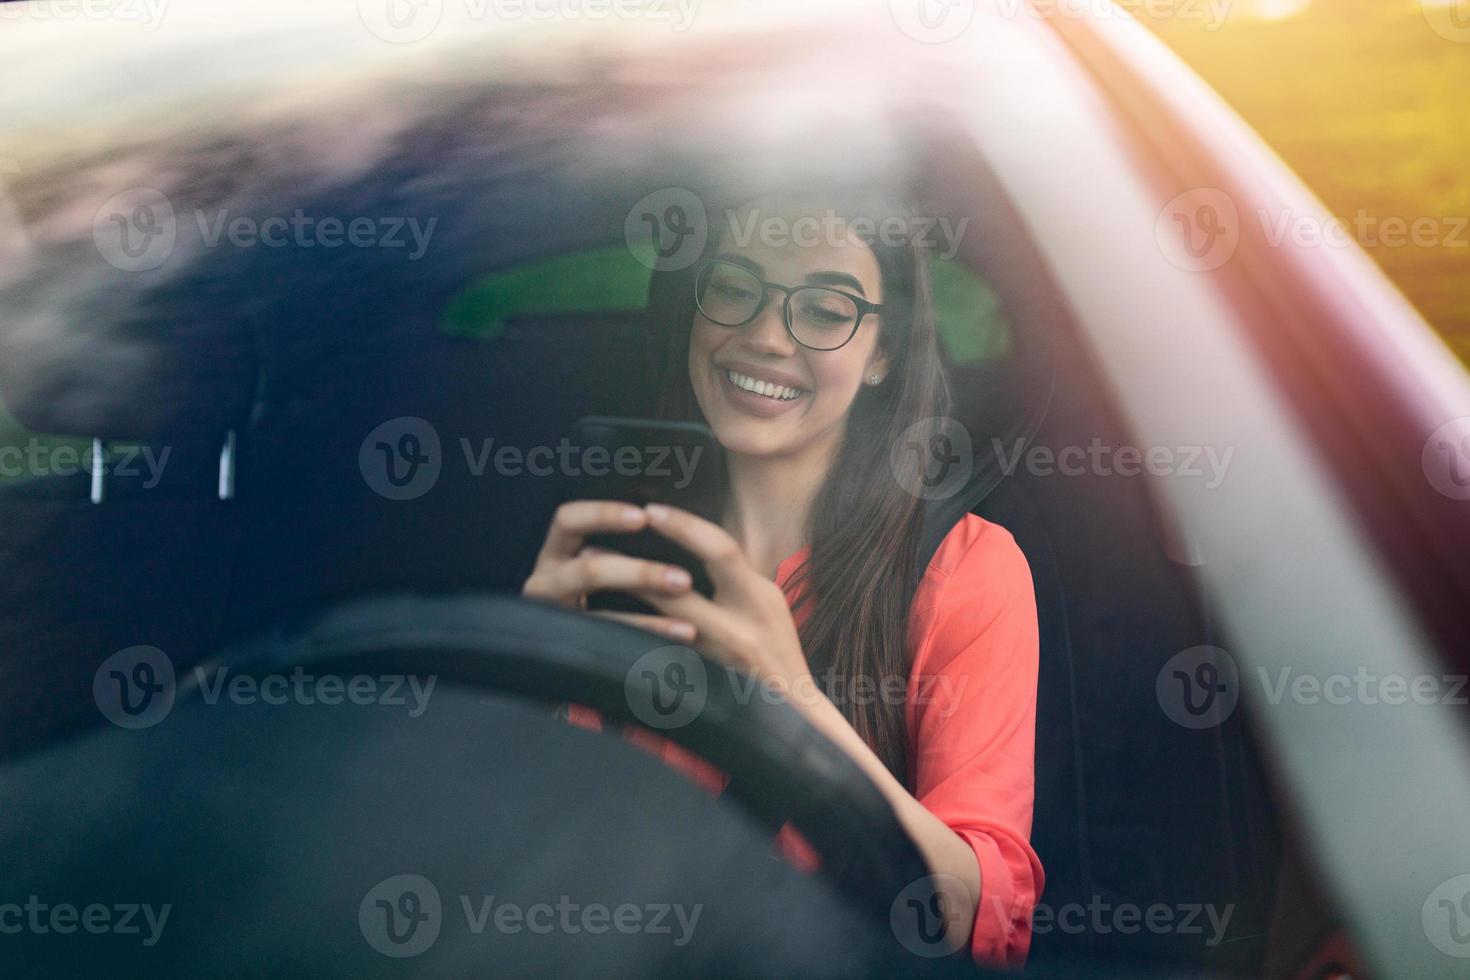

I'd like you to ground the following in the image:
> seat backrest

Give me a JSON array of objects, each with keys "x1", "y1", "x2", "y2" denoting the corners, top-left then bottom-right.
[
  {"x1": 0, "y1": 298, "x2": 257, "y2": 756},
  {"x1": 965, "y1": 352, "x2": 1280, "y2": 976}
]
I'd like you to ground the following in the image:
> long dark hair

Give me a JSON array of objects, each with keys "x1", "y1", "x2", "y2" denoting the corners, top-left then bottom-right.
[{"x1": 647, "y1": 193, "x2": 950, "y2": 785}]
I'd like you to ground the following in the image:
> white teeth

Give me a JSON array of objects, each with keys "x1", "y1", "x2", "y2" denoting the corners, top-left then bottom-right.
[{"x1": 726, "y1": 369, "x2": 803, "y2": 401}]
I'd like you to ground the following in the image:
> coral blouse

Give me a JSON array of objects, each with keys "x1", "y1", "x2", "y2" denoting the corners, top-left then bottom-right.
[{"x1": 567, "y1": 513, "x2": 1043, "y2": 966}]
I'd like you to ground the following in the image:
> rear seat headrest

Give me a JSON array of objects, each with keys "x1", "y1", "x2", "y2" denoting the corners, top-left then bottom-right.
[{"x1": 0, "y1": 263, "x2": 257, "y2": 443}]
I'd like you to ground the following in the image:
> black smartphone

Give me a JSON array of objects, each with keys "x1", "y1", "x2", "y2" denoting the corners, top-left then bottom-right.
[{"x1": 565, "y1": 416, "x2": 725, "y2": 614}]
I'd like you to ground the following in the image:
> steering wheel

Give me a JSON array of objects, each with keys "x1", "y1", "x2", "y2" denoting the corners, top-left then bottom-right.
[{"x1": 218, "y1": 593, "x2": 932, "y2": 923}]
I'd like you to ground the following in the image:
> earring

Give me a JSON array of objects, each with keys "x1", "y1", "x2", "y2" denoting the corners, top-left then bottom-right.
[{"x1": 869, "y1": 373, "x2": 882, "y2": 385}]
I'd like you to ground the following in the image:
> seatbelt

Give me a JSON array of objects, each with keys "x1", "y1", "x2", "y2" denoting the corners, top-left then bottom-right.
[{"x1": 910, "y1": 380, "x2": 1053, "y2": 586}]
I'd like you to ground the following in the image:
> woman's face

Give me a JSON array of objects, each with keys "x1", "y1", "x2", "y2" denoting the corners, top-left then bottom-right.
[{"x1": 688, "y1": 207, "x2": 890, "y2": 460}]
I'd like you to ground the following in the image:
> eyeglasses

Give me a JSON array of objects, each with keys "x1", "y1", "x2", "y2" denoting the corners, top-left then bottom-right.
[{"x1": 693, "y1": 259, "x2": 882, "y2": 352}]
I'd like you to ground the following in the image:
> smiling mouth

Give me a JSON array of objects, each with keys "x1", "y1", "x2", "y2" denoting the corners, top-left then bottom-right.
[{"x1": 722, "y1": 368, "x2": 807, "y2": 402}]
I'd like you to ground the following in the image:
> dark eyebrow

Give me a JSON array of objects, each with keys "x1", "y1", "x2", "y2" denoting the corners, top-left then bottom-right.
[
  {"x1": 713, "y1": 253, "x2": 765, "y2": 277},
  {"x1": 804, "y1": 270, "x2": 868, "y2": 298},
  {"x1": 713, "y1": 254, "x2": 870, "y2": 299}
]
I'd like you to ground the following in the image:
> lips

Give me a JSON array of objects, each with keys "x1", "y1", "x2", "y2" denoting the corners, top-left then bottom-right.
[
  {"x1": 723, "y1": 368, "x2": 804, "y2": 401},
  {"x1": 715, "y1": 363, "x2": 809, "y2": 418}
]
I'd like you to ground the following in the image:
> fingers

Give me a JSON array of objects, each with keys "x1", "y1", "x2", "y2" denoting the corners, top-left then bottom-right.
[
  {"x1": 533, "y1": 549, "x2": 694, "y2": 606},
  {"x1": 642, "y1": 504, "x2": 752, "y2": 595},
  {"x1": 538, "y1": 501, "x2": 647, "y2": 562},
  {"x1": 627, "y1": 588, "x2": 741, "y2": 653},
  {"x1": 589, "y1": 610, "x2": 697, "y2": 643}
]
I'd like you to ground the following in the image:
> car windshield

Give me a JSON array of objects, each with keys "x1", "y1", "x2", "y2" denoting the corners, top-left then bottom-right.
[{"x1": 4, "y1": 5, "x2": 1467, "y2": 980}]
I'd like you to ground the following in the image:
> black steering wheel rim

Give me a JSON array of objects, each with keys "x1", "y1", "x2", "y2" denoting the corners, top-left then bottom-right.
[{"x1": 211, "y1": 592, "x2": 932, "y2": 924}]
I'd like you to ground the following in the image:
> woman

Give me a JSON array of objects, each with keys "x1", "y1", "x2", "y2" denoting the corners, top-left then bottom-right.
[{"x1": 521, "y1": 194, "x2": 1043, "y2": 966}]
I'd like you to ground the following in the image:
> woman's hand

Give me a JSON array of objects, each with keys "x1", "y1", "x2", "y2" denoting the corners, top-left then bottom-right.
[
  {"x1": 520, "y1": 500, "x2": 700, "y2": 642},
  {"x1": 626, "y1": 504, "x2": 814, "y2": 697},
  {"x1": 535, "y1": 503, "x2": 982, "y2": 948}
]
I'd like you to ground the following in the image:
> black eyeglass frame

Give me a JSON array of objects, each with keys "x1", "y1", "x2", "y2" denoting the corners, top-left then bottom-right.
[{"x1": 692, "y1": 259, "x2": 883, "y2": 352}]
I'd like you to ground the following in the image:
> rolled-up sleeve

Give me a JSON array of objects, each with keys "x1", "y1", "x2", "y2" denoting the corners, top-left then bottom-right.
[{"x1": 906, "y1": 516, "x2": 1044, "y2": 968}]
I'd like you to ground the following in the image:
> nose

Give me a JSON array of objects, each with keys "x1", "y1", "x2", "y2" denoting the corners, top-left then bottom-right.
[{"x1": 741, "y1": 291, "x2": 796, "y2": 356}]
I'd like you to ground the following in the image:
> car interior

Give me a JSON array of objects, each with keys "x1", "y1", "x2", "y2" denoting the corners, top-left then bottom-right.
[{"x1": 0, "y1": 91, "x2": 1313, "y2": 977}]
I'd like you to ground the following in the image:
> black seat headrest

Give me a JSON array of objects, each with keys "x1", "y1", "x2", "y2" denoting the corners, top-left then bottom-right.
[{"x1": 0, "y1": 247, "x2": 257, "y2": 441}]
